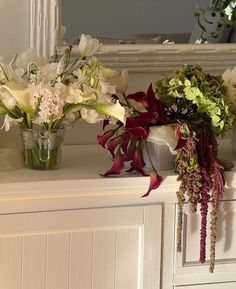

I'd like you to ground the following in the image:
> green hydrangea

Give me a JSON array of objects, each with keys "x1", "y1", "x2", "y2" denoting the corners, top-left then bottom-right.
[{"x1": 155, "y1": 65, "x2": 234, "y2": 136}]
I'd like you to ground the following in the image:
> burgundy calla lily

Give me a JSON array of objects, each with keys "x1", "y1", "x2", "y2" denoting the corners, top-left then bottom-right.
[
  {"x1": 142, "y1": 168, "x2": 163, "y2": 197},
  {"x1": 146, "y1": 84, "x2": 156, "y2": 106},
  {"x1": 107, "y1": 135, "x2": 122, "y2": 156},
  {"x1": 126, "y1": 91, "x2": 148, "y2": 107},
  {"x1": 102, "y1": 151, "x2": 124, "y2": 176},
  {"x1": 127, "y1": 147, "x2": 148, "y2": 176},
  {"x1": 97, "y1": 129, "x2": 116, "y2": 147}
]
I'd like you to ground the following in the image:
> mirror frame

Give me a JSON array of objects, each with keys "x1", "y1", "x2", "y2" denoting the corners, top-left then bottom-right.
[{"x1": 30, "y1": 0, "x2": 236, "y2": 74}]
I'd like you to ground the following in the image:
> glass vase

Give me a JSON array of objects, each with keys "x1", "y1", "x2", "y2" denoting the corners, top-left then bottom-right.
[{"x1": 20, "y1": 127, "x2": 65, "y2": 170}]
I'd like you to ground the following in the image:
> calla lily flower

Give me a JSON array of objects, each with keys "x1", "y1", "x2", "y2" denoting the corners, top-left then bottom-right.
[
  {"x1": 127, "y1": 148, "x2": 148, "y2": 176},
  {"x1": 97, "y1": 129, "x2": 116, "y2": 147},
  {"x1": 126, "y1": 91, "x2": 148, "y2": 107},
  {"x1": 92, "y1": 101, "x2": 126, "y2": 124},
  {"x1": 0, "y1": 106, "x2": 7, "y2": 115},
  {"x1": 1, "y1": 82, "x2": 34, "y2": 115},
  {"x1": 78, "y1": 34, "x2": 102, "y2": 57},
  {"x1": 102, "y1": 151, "x2": 124, "y2": 176},
  {"x1": 142, "y1": 168, "x2": 163, "y2": 197},
  {"x1": 106, "y1": 135, "x2": 122, "y2": 157},
  {"x1": 0, "y1": 88, "x2": 17, "y2": 110}
]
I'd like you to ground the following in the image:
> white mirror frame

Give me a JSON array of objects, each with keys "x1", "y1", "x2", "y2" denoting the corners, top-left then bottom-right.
[{"x1": 30, "y1": 0, "x2": 236, "y2": 74}]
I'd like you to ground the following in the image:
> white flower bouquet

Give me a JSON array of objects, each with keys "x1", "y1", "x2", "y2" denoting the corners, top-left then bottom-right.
[{"x1": 0, "y1": 34, "x2": 126, "y2": 169}]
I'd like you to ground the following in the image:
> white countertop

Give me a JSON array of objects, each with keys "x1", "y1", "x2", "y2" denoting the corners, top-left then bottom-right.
[{"x1": 0, "y1": 139, "x2": 235, "y2": 213}]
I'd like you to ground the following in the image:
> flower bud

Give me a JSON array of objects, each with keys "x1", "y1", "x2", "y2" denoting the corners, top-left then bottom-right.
[{"x1": 78, "y1": 34, "x2": 102, "y2": 57}]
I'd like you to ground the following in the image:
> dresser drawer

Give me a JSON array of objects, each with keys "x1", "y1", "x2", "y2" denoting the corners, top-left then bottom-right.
[{"x1": 174, "y1": 200, "x2": 236, "y2": 285}]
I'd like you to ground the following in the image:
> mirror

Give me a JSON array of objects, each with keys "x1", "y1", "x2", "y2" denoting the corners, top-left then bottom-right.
[
  {"x1": 30, "y1": 0, "x2": 236, "y2": 77},
  {"x1": 61, "y1": 0, "x2": 236, "y2": 44}
]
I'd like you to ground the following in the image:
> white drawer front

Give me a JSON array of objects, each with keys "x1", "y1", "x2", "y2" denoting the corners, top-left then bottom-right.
[{"x1": 174, "y1": 200, "x2": 236, "y2": 285}]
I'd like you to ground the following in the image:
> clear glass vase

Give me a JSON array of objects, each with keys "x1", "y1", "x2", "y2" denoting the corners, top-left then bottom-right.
[{"x1": 21, "y1": 127, "x2": 65, "y2": 170}]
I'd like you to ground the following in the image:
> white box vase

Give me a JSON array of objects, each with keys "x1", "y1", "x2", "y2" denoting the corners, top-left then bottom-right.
[{"x1": 142, "y1": 125, "x2": 178, "y2": 171}]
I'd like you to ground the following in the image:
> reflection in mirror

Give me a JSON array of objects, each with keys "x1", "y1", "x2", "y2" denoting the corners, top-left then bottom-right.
[
  {"x1": 60, "y1": 0, "x2": 236, "y2": 45},
  {"x1": 61, "y1": 0, "x2": 211, "y2": 44}
]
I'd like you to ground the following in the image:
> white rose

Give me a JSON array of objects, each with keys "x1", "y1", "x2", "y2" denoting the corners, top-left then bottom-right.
[{"x1": 78, "y1": 34, "x2": 102, "y2": 57}]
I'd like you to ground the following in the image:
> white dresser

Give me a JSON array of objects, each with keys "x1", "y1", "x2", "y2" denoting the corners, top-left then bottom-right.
[{"x1": 0, "y1": 141, "x2": 235, "y2": 289}]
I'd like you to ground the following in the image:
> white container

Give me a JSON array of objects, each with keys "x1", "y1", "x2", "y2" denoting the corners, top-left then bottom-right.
[
  {"x1": 142, "y1": 139, "x2": 176, "y2": 171},
  {"x1": 142, "y1": 124, "x2": 178, "y2": 171}
]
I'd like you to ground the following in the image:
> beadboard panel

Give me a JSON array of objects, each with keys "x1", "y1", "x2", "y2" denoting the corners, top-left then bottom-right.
[
  {"x1": 0, "y1": 205, "x2": 162, "y2": 289},
  {"x1": 174, "y1": 201, "x2": 236, "y2": 286}
]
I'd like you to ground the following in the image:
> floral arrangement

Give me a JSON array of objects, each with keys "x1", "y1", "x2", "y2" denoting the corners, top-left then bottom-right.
[
  {"x1": 98, "y1": 64, "x2": 234, "y2": 272},
  {"x1": 195, "y1": 0, "x2": 236, "y2": 43},
  {"x1": 0, "y1": 34, "x2": 126, "y2": 169}
]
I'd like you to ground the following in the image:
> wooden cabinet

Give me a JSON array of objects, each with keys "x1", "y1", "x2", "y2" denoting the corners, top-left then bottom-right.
[{"x1": 0, "y1": 205, "x2": 162, "y2": 289}]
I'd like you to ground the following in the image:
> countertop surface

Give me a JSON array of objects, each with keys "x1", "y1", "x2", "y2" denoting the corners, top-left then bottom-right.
[{"x1": 0, "y1": 139, "x2": 235, "y2": 211}]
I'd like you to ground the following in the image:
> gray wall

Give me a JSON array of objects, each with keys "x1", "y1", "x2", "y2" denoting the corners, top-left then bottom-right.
[{"x1": 61, "y1": 0, "x2": 209, "y2": 42}]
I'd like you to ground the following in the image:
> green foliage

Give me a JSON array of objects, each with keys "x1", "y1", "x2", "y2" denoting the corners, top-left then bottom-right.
[{"x1": 155, "y1": 65, "x2": 234, "y2": 136}]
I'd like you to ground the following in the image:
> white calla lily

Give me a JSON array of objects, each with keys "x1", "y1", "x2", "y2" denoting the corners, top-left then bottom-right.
[
  {"x1": 92, "y1": 101, "x2": 126, "y2": 124},
  {"x1": 1, "y1": 82, "x2": 34, "y2": 115},
  {"x1": 0, "y1": 87, "x2": 17, "y2": 109},
  {"x1": 78, "y1": 34, "x2": 102, "y2": 57}
]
